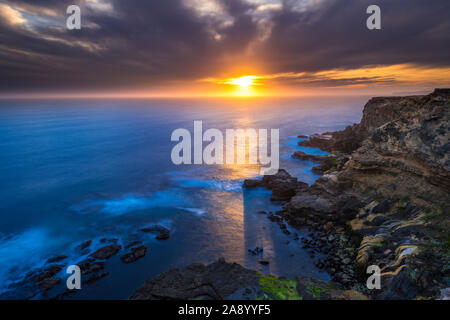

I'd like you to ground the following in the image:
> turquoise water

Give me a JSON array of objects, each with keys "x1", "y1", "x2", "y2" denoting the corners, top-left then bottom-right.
[{"x1": 0, "y1": 97, "x2": 366, "y2": 299}]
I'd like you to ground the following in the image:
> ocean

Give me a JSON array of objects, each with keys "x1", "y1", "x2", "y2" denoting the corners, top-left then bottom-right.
[{"x1": 0, "y1": 96, "x2": 367, "y2": 299}]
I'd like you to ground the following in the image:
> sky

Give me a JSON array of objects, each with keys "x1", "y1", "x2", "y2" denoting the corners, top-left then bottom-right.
[{"x1": 0, "y1": 0, "x2": 449, "y2": 97}]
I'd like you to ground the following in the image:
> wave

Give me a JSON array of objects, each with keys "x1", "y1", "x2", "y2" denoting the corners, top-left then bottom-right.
[
  {"x1": 0, "y1": 228, "x2": 64, "y2": 293},
  {"x1": 71, "y1": 189, "x2": 191, "y2": 216},
  {"x1": 178, "y1": 207, "x2": 206, "y2": 216},
  {"x1": 174, "y1": 176, "x2": 243, "y2": 192}
]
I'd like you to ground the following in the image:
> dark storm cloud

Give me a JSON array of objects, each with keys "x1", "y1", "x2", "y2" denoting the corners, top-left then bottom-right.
[
  {"x1": 0, "y1": 0, "x2": 449, "y2": 92},
  {"x1": 260, "y1": 0, "x2": 450, "y2": 73}
]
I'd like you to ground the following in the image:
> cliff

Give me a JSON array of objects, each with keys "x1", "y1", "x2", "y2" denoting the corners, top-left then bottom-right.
[{"x1": 282, "y1": 89, "x2": 449, "y2": 299}]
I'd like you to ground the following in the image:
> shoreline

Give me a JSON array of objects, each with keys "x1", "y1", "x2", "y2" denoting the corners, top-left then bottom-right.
[
  {"x1": 131, "y1": 88, "x2": 450, "y2": 300},
  {"x1": 1, "y1": 89, "x2": 448, "y2": 300}
]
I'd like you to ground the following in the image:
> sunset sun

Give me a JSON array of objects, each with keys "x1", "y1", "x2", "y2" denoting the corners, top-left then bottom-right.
[{"x1": 227, "y1": 76, "x2": 257, "y2": 88}]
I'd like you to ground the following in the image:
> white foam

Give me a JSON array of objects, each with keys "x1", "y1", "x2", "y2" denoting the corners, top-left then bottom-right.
[{"x1": 179, "y1": 207, "x2": 206, "y2": 216}]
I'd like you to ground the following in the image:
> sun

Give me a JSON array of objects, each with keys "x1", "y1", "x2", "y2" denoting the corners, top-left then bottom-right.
[
  {"x1": 202, "y1": 74, "x2": 263, "y2": 96},
  {"x1": 226, "y1": 76, "x2": 258, "y2": 88}
]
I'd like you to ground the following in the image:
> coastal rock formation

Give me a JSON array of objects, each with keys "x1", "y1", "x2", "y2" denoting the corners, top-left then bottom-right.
[
  {"x1": 130, "y1": 258, "x2": 365, "y2": 300},
  {"x1": 282, "y1": 89, "x2": 450, "y2": 299},
  {"x1": 244, "y1": 169, "x2": 308, "y2": 201}
]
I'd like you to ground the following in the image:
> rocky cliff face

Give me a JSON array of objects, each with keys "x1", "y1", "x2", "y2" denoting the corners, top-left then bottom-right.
[{"x1": 283, "y1": 89, "x2": 450, "y2": 299}]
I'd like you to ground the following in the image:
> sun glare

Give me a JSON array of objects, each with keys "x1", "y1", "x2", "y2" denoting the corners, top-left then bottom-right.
[{"x1": 226, "y1": 76, "x2": 258, "y2": 88}]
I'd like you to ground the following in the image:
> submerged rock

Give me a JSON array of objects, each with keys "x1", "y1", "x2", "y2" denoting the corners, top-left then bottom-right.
[
  {"x1": 120, "y1": 245, "x2": 147, "y2": 263},
  {"x1": 38, "y1": 278, "x2": 61, "y2": 292},
  {"x1": 78, "y1": 258, "x2": 105, "y2": 275},
  {"x1": 46, "y1": 255, "x2": 68, "y2": 264},
  {"x1": 76, "y1": 240, "x2": 92, "y2": 251},
  {"x1": 84, "y1": 272, "x2": 109, "y2": 285},
  {"x1": 125, "y1": 240, "x2": 143, "y2": 249},
  {"x1": 141, "y1": 225, "x2": 170, "y2": 240},
  {"x1": 90, "y1": 244, "x2": 122, "y2": 259},
  {"x1": 248, "y1": 247, "x2": 263, "y2": 255},
  {"x1": 291, "y1": 150, "x2": 328, "y2": 162}
]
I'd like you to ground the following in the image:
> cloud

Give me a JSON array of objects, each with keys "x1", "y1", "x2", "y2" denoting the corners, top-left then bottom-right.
[
  {"x1": 0, "y1": 0, "x2": 449, "y2": 93},
  {"x1": 0, "y1": 4, "x2": 27, "y2": 26}
]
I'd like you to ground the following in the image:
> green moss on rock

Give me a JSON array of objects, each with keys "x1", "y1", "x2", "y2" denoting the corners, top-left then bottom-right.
[{"x1": 258, "y1": 275, "x2": 302, "y2": 300}]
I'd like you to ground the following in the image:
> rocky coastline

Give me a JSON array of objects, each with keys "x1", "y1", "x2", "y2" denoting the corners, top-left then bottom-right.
[
  {"x1": 2, "y1": 89, "x2": 448, "y2": 300},
  {"x1": 0, "y1": 225, "x2": 171, "y2": 299},
  {"x1": 131, "y1": 89, "x2": 449, "y2": 300}
]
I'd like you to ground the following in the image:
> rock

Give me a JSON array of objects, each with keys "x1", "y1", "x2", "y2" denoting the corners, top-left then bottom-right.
[
  {"x1": 30, "y1": 265, "x2": 63, "y2": 283},
  {"x1": 90, "y1": 244, "x2": 122, "y2": 259},
  {"x1": 372, "y1": 200, "x2": 393, "y2": 213},
  {"x1": 130, "y1": 258, "x2": 262, "y2": 300},
  {"x1": 243, "y1": 179, "x2": 262, "y2": 188},
  {"x1": 120, "y1": 245, "x2": 147, "y2": 263},
  {"x1": 125, "y1": 240, "x2": 143, "y2": 249},
  {"x1": 76, "y1": 240, "x2": 92, "y2": 251},
  {"x1": 295, "y1": 276, "x2": 367, "y2": 300},
  {"x1": 141, "y1": 225, "x2": 170, "y2": 240},
  {"x1": 245, "y1": 169, "x2": 307, "y2": 201},
  {"x1": 156, "y1": 231, "x2": 170, "y2": 240},
  {"x1": 130, "y1": 259, "x2": 367, "y2": 300},
  {"x1": 268, "y1": 214, "x2": 282, "y2": 222},
  {"x1": 84, "y1": 272, "x2": 109, "y2": 285},
  {"x1": 38, "y1": 278, "x2": 61, "y2": 291},
  {"x1": 78, "y1": 259, "x2": 105, "y2": 275},
  {"x1": 370, "y1": 215, "x2": 389, "y2": 226},
  {"x1": 248, "y1": 247, "x2": 263, "y2": 255},
  {"x1": 25, "y1": 265, "x2": 63, "y2": 294},
  {"x1": 46, "y1": 255, "x2": 68, "y2": 264},
  {"x1": 291, "y1": 151, "x2": 328, "y2": 163},
  {"x1": 376, "y1": 266, "x2": 420, "y2": 300}
]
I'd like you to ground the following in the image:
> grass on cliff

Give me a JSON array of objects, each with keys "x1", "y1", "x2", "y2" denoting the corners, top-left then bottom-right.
[{"x1": 257, "y1": 275, "x2": 302, "y2": 300}]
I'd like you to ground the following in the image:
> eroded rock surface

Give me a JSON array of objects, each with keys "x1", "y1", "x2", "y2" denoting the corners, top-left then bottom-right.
[
  {"x1": 130, "y1": 259, "x2": 365, "y2": 300},
  {"x1": 244, "y1": 169, "x2": 308, "y2": 201},
  {"x1": 280, "y1": 89, "x2": 450, "y2": 299}
]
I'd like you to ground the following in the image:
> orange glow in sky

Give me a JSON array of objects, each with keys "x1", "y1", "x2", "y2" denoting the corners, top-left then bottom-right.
[
  {"x1": 2, "y1": 64, "x2": 450, "y2": 99},
  {"x1": 225, "y1": 76, "x2": 260, "y2": 88}
]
